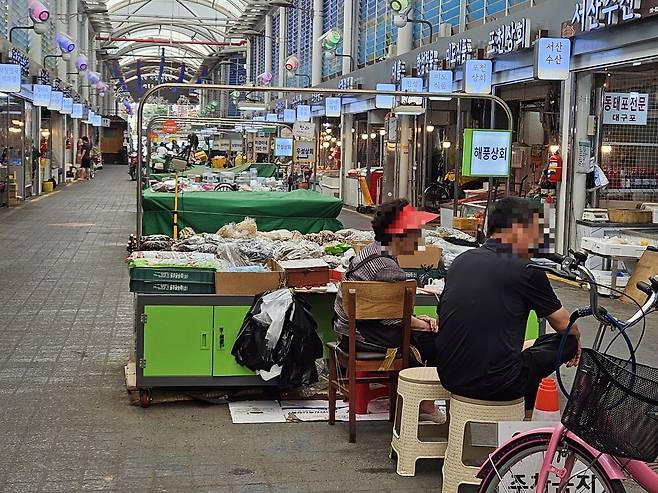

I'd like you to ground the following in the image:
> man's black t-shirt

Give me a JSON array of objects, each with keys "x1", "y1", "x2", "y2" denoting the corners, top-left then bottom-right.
[{"x1": 435, "y1": 239, "x2": 562, "y2": 398}]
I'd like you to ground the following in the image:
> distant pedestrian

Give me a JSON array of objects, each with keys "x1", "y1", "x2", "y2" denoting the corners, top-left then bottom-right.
[{"x1": 80, "y1": 136, "x2": 92, "y2": 180}]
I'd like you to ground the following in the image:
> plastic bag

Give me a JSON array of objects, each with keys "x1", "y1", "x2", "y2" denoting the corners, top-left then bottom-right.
[
  {"x1": 232, "y1": 293, "x2": 323, "y2": 388},
  {"x1": 215, "y1": 242, "x2": 249, "y2": 267},
  {"x1": 253, "y1": 289, "x2": 294, "y2": 350},
  {"x1": 217, "y1": 217, "x2": 258, "y2": 239}
]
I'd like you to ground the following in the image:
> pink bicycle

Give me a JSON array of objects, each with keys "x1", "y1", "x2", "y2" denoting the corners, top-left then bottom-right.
[{"x1": 477, "y1": 250, "x2": 658, "y2": 492}]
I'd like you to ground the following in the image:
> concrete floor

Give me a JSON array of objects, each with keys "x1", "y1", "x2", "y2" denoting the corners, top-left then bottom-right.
[{"x1": 0, "y1": 165, "x2": 655, "y2": 492}]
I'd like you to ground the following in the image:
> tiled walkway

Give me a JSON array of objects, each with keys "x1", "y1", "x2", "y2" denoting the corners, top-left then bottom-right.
[
  {"x1": 0, "y1": 165, "x2": 651, "y2": 492},
  {"x1": 0, "y1": 166, "x2": 439, "y2": 492}
]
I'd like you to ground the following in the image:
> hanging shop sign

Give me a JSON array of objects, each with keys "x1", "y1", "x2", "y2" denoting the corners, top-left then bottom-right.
[
  {"x1": 218, "y1": 139, "x2": 230, "y2": 151},
  {"x1": 487, "y1": 18, "x2": 531, "y2": 57},
  {"x1": 48, "y1": 91, "x2": 64, "y2": 111},
  {"x1": 33, "y1": 84, "x2": 52, "y2": 107},
  {"x1": 274, "y1": 137, "x2": 294, "y2": 157},
  {"x1": 391, "y1": 60, "x2": 407, "y2": 84},
  {"x1": 280, "y1": 127, "x2": 294, "y2": 139},
  {"x1": 266, "y1": 113, "x2": 279, "y2": 122},
  {"x1": 376, "y1": 83, "x2": 396, "y2": 109},
  {"x1": 71, "y1": 104, "x2": 83, "y2": 119},
  {"x1": 428, "y1": 70, "x2": 453, "y2": 97},
  {"x1": 400, "y1": 77, "x2": 424, "y2": 106},
  {"x1": 254, "y1": 138, "x2": 270, "y2": 154},
  {"x1": 338, "y1": 77, "x2": 354, "y2": 90},
  {"x1": 283, "y1": 109, "x2": 297, "y2": 123},
  {"x1": 462, "y1": 129, "x2": 512, "y2": 178},
  {"x1": 293, "y1": 140, "x2": 315, "y2": 163},
  {"x1": 416, "y1": 50, "x2": 442, "y2": 78},
  {"x1": 325, "y1": 97, "x2": 342, "y2": 117},
  {"x1": 293, "y1": 121, "x2": 316, "y2": 139},
  {"x1": 296, "y1": 105, "x2": 311, "y2": 122},
  {"x1": 602, "y1": 92, "x2": 649, "y2": 125},
  {"x1": 61, "y1": 97, "x2": 74, "y2": 115},
  {"x1": 562, "y1": 0, "x2": 658, "y2": 36},
  {"x1": 534, "y1": 38, "x2": 571, "y2": 80},
  {"x1": 101, "y1": 118, "x2": 111, "y2": 128},
  {"x1": 162, "y1": 119, "x2": 178, "y2": 134},
  {"x1": 0, "y1": 64, "x2": 22, "y2": 92},
  {"x1": 230, "y1": 140, "x2": 244, "y2": 152},
  {"x1": 445, "y1": 39, "x2": 473, "y2": 68},
  {"x1": 464, "y1": 60, "x2": 492, "y2": 95}
]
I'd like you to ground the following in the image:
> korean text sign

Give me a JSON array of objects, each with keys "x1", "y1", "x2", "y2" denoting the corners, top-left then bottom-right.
[
  {"x1": 0, "y1": 64, "x2": 21, "y2": 92},
  {"x1": 293, "y1": 141, "x2": 315, "y2": 163},
  {"x1": 534, "y1": 38, "x2": 571, "y2": 80},
  {"x1": 602, "y1": 92, "x2": 648, "y2": 125},
  {"x1": 274, "y1": 138, "x2": 293, "y2": 157},
  {"x1": 464, "y1": 60, "x2": 492, "y2": 94},
  {"x1": 462, "y1": 129, "x2": 512, "y2": 178}
]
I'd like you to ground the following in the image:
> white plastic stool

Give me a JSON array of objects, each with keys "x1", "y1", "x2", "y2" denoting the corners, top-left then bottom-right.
[
  {"x1": 390, "y1": 367, "x2": 451, "y2": 476},
  {"x1": 441, "y1": 395, "x2": 525, "y2": 493}
]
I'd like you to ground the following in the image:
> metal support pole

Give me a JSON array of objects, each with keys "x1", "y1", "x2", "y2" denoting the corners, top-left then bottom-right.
[
  {"x1": 311, "y1": 0, "x2": 323, "y2": 86},
  {"x1": 453, "y1": 97, "x2": 462, "y2": 217},
  {"x1": 421, "y1": 108, "x2": 429, "y2": 207}
]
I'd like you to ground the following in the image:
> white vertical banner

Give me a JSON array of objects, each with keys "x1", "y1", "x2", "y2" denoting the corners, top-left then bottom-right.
[
  {"x1": 71, "y1": 104, "x2": 83, "y2": 119},
  {"x1": 48, "y1": 91, "x2": 64, "y2": 111},
  {"x1": 325, "y1": 97, "x2": 342, "y2": 117},
  {"x1": 61, "y1": 97, "x2": 74, "y2": 114},
  {"x1": 400, "y1": 77, "x2": 424, "y2": 105},
  {"x1": 0, "y1": 64, "x2": 22, "y2": 92},
  {"x1": 375, "y1": 83, "x2": 396, "y2": 109},
  {"x1": 283, "y1": 109, "x2": 296, "y2": 123},
  {"x1": 33, "y1": 85, "x2": 52, "y2": 107},
  {"x1": 428, "y1": 70, "x2": 453, "y2": 98},
  {"x1": 296, "y1": 105, "x2": 311, "y2": 121},
  {"x1": 464, "y1": 60, "x2": 492, "y2": 94}
]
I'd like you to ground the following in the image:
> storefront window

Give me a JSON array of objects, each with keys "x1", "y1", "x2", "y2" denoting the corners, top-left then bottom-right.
[{"x1": 599, "y1": 64, "x2": 658, "y2": 204}]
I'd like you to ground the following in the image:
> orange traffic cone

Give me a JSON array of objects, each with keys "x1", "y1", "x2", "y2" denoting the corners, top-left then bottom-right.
[{"x1": 532, "y1": 378, "x2": 561, "y2": 421}]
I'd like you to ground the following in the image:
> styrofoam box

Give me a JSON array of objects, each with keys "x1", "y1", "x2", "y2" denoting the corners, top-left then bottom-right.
[
  {"x1": 581, "y1": 236, "x2": 647, "y2": 258},
  {"x1": 591, "y1": 269, "x2": 629, "y2": 296}
]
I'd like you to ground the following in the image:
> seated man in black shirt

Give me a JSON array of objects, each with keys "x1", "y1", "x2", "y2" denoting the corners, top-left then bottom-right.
[{"x1": 435, "y1": 197, "x2": 580, "y2": 413}]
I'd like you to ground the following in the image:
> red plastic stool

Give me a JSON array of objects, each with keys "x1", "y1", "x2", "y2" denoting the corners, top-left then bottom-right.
[{"x1": 354, "y1": 371, "x2": 390, "y2": 414}]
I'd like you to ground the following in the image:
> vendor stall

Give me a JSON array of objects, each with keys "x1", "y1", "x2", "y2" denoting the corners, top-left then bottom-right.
[
  {"x1": 128, "y1": 220, "x2": 542, "y2": 406},
  {"x1": 142, "y1": 189, "x2": 343, "y2": 235}
]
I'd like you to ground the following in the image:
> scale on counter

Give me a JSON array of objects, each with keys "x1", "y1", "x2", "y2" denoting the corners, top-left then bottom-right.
[{"x1": 582, "y1": 208, "x2": 609, "y2": 222}]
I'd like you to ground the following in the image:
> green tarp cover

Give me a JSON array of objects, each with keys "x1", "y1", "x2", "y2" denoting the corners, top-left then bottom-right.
[
  {"x1": 150, "y1": 163, "x2": 277, "y2": 182},
  {"x1": 142, "y1": 189, "x2": 343, "y2": 235}
]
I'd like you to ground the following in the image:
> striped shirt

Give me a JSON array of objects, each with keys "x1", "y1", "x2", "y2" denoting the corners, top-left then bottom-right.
[{"x1": 334, "y1": 242, "x2": 406, "y2": 340}]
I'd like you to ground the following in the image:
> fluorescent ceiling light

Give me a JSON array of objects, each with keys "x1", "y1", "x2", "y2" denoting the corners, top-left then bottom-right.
[
  {"x1": 393, "y1": 105, "x2": 425, "y2": 116},
  {"x1": 238, "y1": 102, "x2": 267, "y2": 111},
  {"x1": 429, "y1": 96, "x2": 452, "y2": 101}
]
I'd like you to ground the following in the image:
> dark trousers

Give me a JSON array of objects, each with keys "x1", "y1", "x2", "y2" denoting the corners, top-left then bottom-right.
[
  {"x1": 488, "y1": 334, "x2": 579, "y2": 410},
  {"x1": 338, "y1": 329, "x2": 439, "y2": 367}
]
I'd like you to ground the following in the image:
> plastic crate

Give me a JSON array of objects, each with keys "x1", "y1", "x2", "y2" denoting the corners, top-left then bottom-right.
[
  {"x1": 129, "y1": 279, "x2": 215, "y2": 294},
  {"x1": 130, "y1": 267, "x2": 216, "y2": 284},
  {"x1": 591, "y1": 269, "x2": 629, "y2": 296},
  {"x1": 129, "y1": 267, "x2": 216, "y2": 294}
]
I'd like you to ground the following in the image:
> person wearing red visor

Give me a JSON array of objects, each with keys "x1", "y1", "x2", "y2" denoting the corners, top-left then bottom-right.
[{"x1": 334, "y1": 199, "x2": 444, "y2": 422}]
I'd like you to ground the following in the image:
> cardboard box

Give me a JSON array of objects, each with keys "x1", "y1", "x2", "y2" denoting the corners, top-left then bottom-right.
[
  {"x1": 453, "y1": 216, "x2": 480, "y2": 230},
  {"x1": 397, "y1": 245, "x2": 443, "y2": 286},
  {"x1": 397, "y1": 245, "x2": 442, "y2": 268},
  {"x1": 279, "y1": 259, "x2": 330, "y2": 288},
  {"x1": 215, "y1": 259, "x2": 286, "y2": 295}
]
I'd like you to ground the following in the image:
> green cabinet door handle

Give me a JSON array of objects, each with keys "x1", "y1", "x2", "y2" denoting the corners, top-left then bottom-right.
[
  {"x1": 200, "y1": 331, "x2": 209, "y2": 350},
  {"x1": 217, "y1": 327, "x2": 225, "y2": 350}
]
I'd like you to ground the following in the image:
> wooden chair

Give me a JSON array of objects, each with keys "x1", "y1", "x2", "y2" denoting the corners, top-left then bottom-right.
[{"x1": 327, "y1": 280, "x2": 416, "y2": 443}]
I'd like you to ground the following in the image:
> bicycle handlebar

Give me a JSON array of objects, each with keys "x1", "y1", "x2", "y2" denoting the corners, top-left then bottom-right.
[{"x1": 530, "y1": 250, "x2": 658, "y2": 327}]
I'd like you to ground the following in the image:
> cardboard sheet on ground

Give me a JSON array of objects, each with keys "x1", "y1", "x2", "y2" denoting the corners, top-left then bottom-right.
[
  {"x1": 142, "y1": 189, "x2": 343, "y2": 235},
  {"x1": 228, "y1": 400, "x2": 288, "y2": 423},
  {"x1": 228, "y1": 399, "x2": 390, "y2": 423}
]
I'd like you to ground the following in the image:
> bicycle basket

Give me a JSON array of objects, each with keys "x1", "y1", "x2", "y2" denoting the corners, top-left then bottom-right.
[{"x1": 562, "y1": 348, "x2": 658, "y2": 462}]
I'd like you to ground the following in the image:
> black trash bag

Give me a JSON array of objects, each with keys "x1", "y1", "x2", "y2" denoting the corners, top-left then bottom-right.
[{"x1": 231, "y1": 292, "x2": 323, "y2": 388}]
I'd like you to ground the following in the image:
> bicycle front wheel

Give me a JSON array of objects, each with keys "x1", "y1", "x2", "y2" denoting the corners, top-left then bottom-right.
[{"x1": 479, "y1": 433, "x2": 625, "y2": 493}]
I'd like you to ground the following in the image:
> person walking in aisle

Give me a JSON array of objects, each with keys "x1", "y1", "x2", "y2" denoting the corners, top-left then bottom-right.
[{"x1": 80, "y1": 136, "x2": 93, "y2": 180}]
